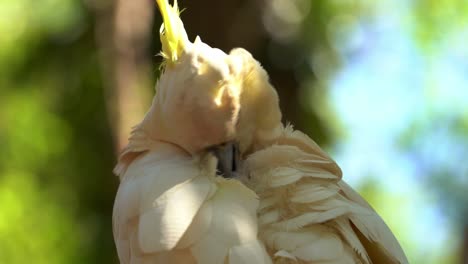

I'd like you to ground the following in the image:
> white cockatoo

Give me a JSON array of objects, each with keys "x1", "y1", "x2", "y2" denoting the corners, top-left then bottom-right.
[{"x1": 112, "y1": 0, "x2": 409, "y2": 263}]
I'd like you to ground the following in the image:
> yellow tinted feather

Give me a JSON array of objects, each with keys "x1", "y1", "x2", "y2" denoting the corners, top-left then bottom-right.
[{"x1": 155, "y1": 0, "x2": 188, "y2": 65}]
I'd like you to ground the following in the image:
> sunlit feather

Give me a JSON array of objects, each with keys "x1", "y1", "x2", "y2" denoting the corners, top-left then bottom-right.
[{"x1": 155, "y1": 0, "x2": 188, "y2": 65}]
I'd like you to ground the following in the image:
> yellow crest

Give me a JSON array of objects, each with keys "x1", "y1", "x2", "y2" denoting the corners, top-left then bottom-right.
[{"x1": 155, "y1": 0, "x2": 188, "y2": 65}]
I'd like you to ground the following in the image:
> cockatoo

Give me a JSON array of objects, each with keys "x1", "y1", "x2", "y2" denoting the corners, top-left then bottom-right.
[{"x1": 112, "y1": 0, "x2": 409, "y2": 263}]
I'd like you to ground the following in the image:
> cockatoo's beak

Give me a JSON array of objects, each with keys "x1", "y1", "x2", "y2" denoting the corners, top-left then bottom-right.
[{"x1": 209, "y1": 142, "x2": 240, "y2": 178}]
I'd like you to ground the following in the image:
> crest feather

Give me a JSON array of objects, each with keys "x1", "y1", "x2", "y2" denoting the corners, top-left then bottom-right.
[{"x1": 155, "y1": 0, "x2": 188, "y2": 65}]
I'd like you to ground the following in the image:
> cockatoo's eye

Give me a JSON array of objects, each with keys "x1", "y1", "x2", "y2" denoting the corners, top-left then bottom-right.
[{"x1": 207, "y1": 142, "x2": 240, "y2": 178}]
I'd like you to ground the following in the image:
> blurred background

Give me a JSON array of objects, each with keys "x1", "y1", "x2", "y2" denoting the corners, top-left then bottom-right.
[{"x1": 0, "y1": 0, "x2": 467, "y2": 263}]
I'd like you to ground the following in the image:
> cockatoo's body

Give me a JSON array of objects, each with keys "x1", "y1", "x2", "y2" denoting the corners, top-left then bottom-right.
[
  {"x1": 112, "y1": 1, "x2": 409, "y2": 263},
  {"x1": 113, "y1": 142, "x2": 269, "y2": 263}
]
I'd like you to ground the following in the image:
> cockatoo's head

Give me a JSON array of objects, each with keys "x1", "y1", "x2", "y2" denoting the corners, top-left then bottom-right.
[{"x1": 140, "y1": 0, "x2": 282, "y2": 166}]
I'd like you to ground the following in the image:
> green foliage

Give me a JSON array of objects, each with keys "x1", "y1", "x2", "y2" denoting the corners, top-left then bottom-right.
[
  {"x1": 412, "y1": 0, "x2": 468, "y2": 51},
  {"x1": 0, "y1": 171, "x2": 81, "y2": 264},
  {"x1": 0, "y1": 91, "x2": 81, "y2": 263},
  {"x1": 0, "y1": 0, "x2": 116, "y2": 262}
]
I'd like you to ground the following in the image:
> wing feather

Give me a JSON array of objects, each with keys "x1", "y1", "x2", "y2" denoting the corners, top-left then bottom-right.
[
  {"x1": 339, "y1": 181, "x2": 408, "y2": 263},
  {"x1": 332, "y1": 217, "x2": 370, "y2": 264},
  {"x1": 291, "y1": 183, "x2": 340, "y2": 203},
  {"x1": 349, "y1": 212, "x2": 408, "y2": 264},
  {"x1": 228, "y1": 240, "x2": 273, "y2": 264},
  {"x1": 247, "y1": 126, "x2": 408, "y2": 264},
  {"x1": 138, "y1": 176, "x2": 214, "y2": 252},
  {"x1": 190, "y1": 180, "x2": 269, "y2": 264},
  {"x1": 290, "y1": 232, "x2": 343, "y2": 262}
]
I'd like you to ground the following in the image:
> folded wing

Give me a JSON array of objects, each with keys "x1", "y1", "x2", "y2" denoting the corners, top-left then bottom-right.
[{"x1": 245, "y1": 125, "x2": 408, "y2": 264}]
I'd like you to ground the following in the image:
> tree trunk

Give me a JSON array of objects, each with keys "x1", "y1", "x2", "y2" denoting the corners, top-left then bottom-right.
[{"x1": 93, "y1": 0, "x2": 154, "y2": 154}]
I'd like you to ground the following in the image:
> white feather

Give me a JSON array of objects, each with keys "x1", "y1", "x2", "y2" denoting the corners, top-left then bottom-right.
[
  {"x1": 263, "y1": 226, "x2": 329, "y2": 251},
  {"x1": 269, "y1": 167, "x2": 303, "y2": 187},
  {"x1": 228, "y1": 240, "x2": 273, "y2": 264},
  {"x1": 138, "y1": 175, "x2": 214, "y2": 252},
  {"x1": 273, "y1": 250, "x2": 296, "y2": 260},
  {"x1": 190, "y1": 179, "x2": 264, "y2": 264},
  {"x1": 349, "y1": 213, "x2": 408, "y2": 264},
  {"x1": 271, "y1": 207, "x2": 348, "y2": 230},
  {"x1": 175, "y1": 200, "x2": 213, "y2": 249},
  {"x1": 258, "y1": 209, "x2": 281, "y2": 226},
  {"x1": 291, "y1": 232, "x2": 343, "y2": 262},
  {"x1": 258, "y1": 195, "x2": 278, "y2": 213},
  {"x1": 290, "y1": 183, "x2": 339, "y2": 203},
  {"x1": 332, "y1": 217, "x2": 370, "y2": 264}
]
